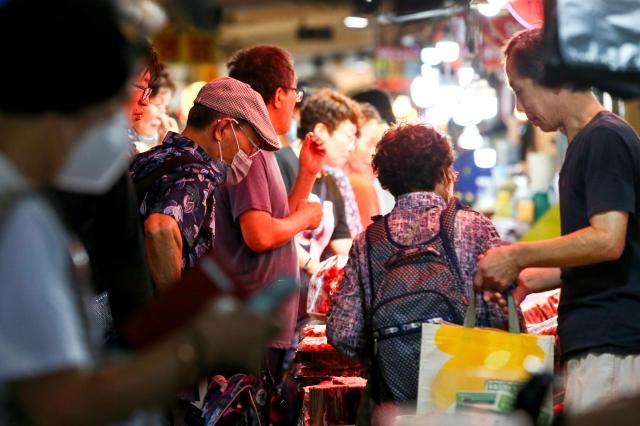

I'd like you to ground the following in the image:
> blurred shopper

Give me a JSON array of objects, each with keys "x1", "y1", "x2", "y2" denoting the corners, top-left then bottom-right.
[
  {"x1": 474, "y1": 28, "x2": 640, "y2": 414},
  {"x1": 215, "y1": 45, "x2": 324, "y2": 387},
  {"x1": 130, "y1": 77, "x2": 279, "y2": 290},
  {"x1": 294, "y1": 89, "x2": 362, "y2": 263},
  {"x1": 0, "y1": 1, "x2": 277, "y2": 425},
  {"x1": 346, "y1": 103, "x2": 391, "y2": 228},
  {"x1": 328, "y1": 124, "x2": 509, "y2": 422},
  {"x1": 133, "y1": 69, "x2": 179, "y2": 152},
  {"x1": 276, "y1": 89, "x2": 362, "y2": 337},
  {"x1": 352, "y1": 88, "x2": 396, "y2": 126},
  {"x1": 276, "y1": 89, "x2": 363, "y2": 239}
]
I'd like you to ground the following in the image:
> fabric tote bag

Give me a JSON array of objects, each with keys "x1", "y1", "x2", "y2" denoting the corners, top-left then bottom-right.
[{"x1": 416, "y1": 295, "x2": 554, "y2": 423}]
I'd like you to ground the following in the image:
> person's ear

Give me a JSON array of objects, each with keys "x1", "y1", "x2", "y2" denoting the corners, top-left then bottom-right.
[
  {"x1": 211, "y1": 118, "x2": 228, "y2": 143},
  {"x1": 272, "y1": 87, "x2": 287, "y2": 109}
]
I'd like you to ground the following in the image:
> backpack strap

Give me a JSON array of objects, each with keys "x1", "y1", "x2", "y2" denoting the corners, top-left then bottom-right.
[
  {"x1": 132, "y1": 154, "x2": 203, "y2": 204},
  {"x1": 438, "y1": 197, "x2": 466, "y2": 295},
  {"x1": 365, "y1": 215, "x2": 387, "y2": 317}
]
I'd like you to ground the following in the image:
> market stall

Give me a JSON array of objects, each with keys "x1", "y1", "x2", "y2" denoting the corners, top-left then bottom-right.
[{"x1": 292, "y1": 255, "x2": 368, "y2": 425}]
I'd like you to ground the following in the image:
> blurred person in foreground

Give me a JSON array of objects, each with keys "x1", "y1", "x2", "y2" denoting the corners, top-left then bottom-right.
[
  {"x1": 47, "y1": 34, "x2": 162, "y2": 339},
  {"x1": 215, "y1": 45, "x2": 325, "y2": 387},
  {"x1": 131, "y1": 77, "x2": 280, "y2": 291},
  {"x1": 327, "y1": 124, "x2": 510, "y2": 424},
  {"x1": 0, "y1": 1, "x2": 277, "y2": 424},
  {"x1": 474, "y1": 28, "x2": 640, "y2": 414}
]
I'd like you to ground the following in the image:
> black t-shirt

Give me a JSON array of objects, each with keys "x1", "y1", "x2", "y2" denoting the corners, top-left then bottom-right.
[
  {"x1": 558, "y1": 111, "x2": 640, "y2": 360},
  {"x1": 275, "y1": 146, "x2": 299, "y2": 193},
  {"x1": 313, "y1": 174, "x2": 351, "y2": 243}
]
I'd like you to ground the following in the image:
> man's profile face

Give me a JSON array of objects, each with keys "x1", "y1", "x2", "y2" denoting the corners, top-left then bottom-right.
[
  {"x1": 271, "y1": 79, "x2": 298, "y2": 136},
  {"x1": 506, "y1": 60, "x2": 560, "y2": 133}
]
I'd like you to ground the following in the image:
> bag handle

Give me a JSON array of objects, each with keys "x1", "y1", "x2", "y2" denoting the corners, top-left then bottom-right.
[{"x1": 463, "y1": 290, "x2": 521, "y2": 334}]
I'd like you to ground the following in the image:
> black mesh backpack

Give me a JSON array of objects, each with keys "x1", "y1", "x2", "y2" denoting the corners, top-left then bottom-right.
[{"x1": 364, "y1": 197, "x2": 468, "y2": 403}]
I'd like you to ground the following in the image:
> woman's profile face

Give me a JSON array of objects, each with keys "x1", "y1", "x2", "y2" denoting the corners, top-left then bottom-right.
[{"x1": 133, "y1": 100, "x2": 162, "y2": 137}]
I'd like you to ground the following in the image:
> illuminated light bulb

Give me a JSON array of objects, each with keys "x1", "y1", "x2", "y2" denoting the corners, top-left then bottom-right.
[
  {"x1": 478, "y1": 2, "x2": 502, "y2": 17},
  {"x1": 344, "y1": 16, "x2": 369, "y2": 29},
  {"x1": 479, "y1": 93, "x2": 498, "y2": 120},
  {"x1": 420, "y1": 47, "x2": 441, "y2": 66},
  {"x1": 435, "y1": 40, "x2": 460, "y2": 63},
  {"x1": 392, "y1": 95, "x2": 413, "y2": 118},
  {"x1": 474, "y1": 148, "x2": 497, "y2": 169},
  {"x1": 458, "y1": 125, "x2": 484, "y2": 150},
  {"x1": 410, "y1": 76, "x2": 437, "y2": 108},
  {"x1": 457, "y1": 66, "x2": 475, "y2": 86}
]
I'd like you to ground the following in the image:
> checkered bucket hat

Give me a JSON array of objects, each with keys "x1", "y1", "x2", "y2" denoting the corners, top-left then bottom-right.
[{"x1": 194, "y1": 77, "x2": 280, "y2": 150}]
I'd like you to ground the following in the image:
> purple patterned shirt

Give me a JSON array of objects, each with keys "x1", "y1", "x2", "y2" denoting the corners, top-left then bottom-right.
[
  {"x1": 325, "y1": 166, "x2": 363, "y2": 237},
  {"x1": 130, "y1": 131, "x2": 225, "y2": 269},
  {"x1": 327, "y1": 191, "x2": 508, "y2": 357}
]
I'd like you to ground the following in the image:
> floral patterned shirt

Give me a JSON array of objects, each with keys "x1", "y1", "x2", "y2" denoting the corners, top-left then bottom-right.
[
  {"x1": 130, "y1": 131, "x2": 225, "y2": 269},
  {"x1": 325, "y1": 166, "x2": 363, "y2": 237},
  {"x1": 327, "y1": 191, "x2": 508, "y2": 357}
]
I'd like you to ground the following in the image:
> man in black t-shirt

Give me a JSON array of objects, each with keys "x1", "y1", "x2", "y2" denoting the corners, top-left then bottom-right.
[{"x1": 474, "y1": 28, "x2": 640, "y2": 414}]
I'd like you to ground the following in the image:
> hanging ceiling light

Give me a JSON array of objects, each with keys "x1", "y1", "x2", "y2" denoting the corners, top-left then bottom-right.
[
  {"x1": 344, "y1": 16, "x2": 369, "y2": 29},
  {"x1": 392, "y1": 95, "x2": 413, "y2": 119},
  {"x1": 435, "y1": 40, "x2": 460, "y2": 63},
  {"x1": 420, "y1": 47, "x2": 441, "y2": 66},
  {"x1": 474, "y1": 148, "x2": 497, "y2": 169},
  {"x1": 457, "y1": 66, "x2": 475, "y2": 86},
  {"x1": 458, "y1": 125, "x2": 484, "y2": 150},
  {"x1": 477, "y1": 2, "x2": 502, "y2": 17}
]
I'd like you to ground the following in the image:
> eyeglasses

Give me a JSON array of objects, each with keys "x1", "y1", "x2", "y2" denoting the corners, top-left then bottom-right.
[
  {"x1": 132, "y1": 83, "x2": 152, "y2": 103},
  {"x1": 333, "y1": 127, "x2": 358, "y2": 149},
  {"x1": 285, "y1": 87, "x2": 304, "y2": 103},
  {"x1": 232, "y1": 123, "x2": 262, "y2": 158}
]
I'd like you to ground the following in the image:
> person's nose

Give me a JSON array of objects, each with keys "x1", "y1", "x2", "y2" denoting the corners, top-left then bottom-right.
[{"x1": 138, "y1": 96, "x2": 150, "y2": 107}]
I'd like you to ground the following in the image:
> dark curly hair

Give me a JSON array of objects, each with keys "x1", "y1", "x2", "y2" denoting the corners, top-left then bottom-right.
[
  {"x1": 227, "y1": 45, "x2": 295, "y2": 105},
  {"x1": 298, "y1": 88, "x2": 362, "y2": 139},
  {"x1": 373, "y1": 124, "x2": 453, "y2": 197}
]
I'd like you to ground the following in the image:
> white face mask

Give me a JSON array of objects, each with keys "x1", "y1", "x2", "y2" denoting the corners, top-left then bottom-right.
[
  {"x1": 55, "y1": 111, "x2": 129, "y2": 194},
  {"x1": 216, "y1": 120, "x2": 253, "y2": 186}
]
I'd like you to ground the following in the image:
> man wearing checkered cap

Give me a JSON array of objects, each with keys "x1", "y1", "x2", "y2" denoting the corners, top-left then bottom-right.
[
  {"x1": 130, "y1": 77, "x2": 279, "y2": 290},
  {"x1": 213, "y1": 45, "x2": 327, "y2": 389}
]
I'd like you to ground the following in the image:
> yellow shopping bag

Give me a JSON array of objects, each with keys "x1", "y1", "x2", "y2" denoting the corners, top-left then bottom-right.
[{"x1": 416, "y1": 295, "x2": 554, "y2": 423}]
